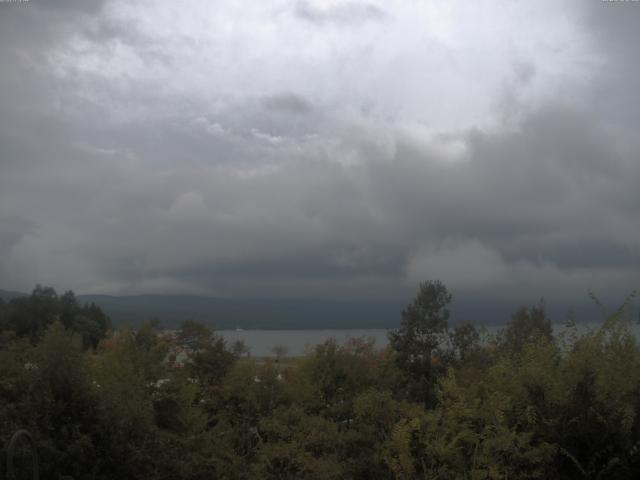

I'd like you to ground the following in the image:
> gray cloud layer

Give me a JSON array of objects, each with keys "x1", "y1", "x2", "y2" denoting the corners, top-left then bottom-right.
[{"x1": 0, "y1": 0, "x2": 638, "y2": 311}]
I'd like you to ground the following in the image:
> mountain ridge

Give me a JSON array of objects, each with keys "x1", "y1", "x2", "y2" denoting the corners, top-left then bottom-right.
[
  {"x1": 0, "y1": 289, "x2": 403, "y2": 329},
  {"x1": 0, "y1": 289, "x2": 611, "y2": 329}
]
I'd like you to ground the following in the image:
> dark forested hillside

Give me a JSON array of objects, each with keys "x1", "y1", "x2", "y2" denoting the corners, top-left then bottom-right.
[
  {"x1": 2, "y1": 289, "x2": 404, "y2": 329},
  {"x1": 76, "y1": 294, "x2": 403, "y2": 329},
  {"x1": 0, "y1": 288, "x2": 611, "y2": 330},
  {"x1": 0, "y1": 289, "x2": 27, "y2": 302}
]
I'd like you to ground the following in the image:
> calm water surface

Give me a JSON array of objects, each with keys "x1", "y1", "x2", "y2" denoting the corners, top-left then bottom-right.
[{"x1": 220, "y1": 322, "x2": 639, "y2": 357}]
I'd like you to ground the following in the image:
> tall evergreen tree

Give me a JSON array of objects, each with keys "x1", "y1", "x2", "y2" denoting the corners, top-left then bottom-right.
[{"x1": 388, "y1": 280, "x2": 451, "y2": 406}]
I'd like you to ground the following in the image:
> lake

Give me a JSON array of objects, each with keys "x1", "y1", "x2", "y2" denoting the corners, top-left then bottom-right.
[{"x1": 220, "y1": 321, "x2": 639, "y2": 357}]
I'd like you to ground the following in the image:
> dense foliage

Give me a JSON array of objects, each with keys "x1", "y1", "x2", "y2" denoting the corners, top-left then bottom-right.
[{"x1": 1, "y1": 283, "x2": 639, "y2": 479}]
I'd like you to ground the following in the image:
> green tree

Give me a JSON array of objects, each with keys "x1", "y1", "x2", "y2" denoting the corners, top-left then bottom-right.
[
  {"x1": 450, "y1": 322, "x2": 481, "y2": 362},
  {"x1": 302, "y1": 337, "x2": 387, "y2": 421},
  {"x1": 178, "y1": 319, "x2": 214, "y2": 350},
  {"x1": 252, "y1": 405, "x2": 343, "y2": 480},
  {"x1": 29, "y1": 321, "x2": 102, "y2": 479},
  {"x1": 190, "y1": 335, "x2": 236, "y2": 386},
  {"x1": 501, "y1": 302, "x2": 553, "y2": 355},
  {"x1": 388, "y1": 280, "x2": 451, "y2": 406},
  {"x1": 0, "y1": 286, "x2": 109, "y2": 349}
]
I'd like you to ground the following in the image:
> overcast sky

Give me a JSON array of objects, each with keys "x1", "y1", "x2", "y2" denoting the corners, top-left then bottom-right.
[{"x1": 0, "y1": 0, "x2": 638, "y2": 309}]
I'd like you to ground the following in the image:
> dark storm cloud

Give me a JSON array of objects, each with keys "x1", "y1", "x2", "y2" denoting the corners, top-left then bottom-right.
[
  {"x1": 0, "y1": 0, "x2": 638, "y2": 307},
  {"x1": 0, "y1": 214, "x2": 32, "y2": 254},
  {"x1": 4, "y1": 100, "x2": 636, "y2": 301}
]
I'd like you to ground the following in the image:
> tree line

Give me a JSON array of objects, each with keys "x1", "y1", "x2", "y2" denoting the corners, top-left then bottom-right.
[{"x1": 1, "y1": 282, "x2": 639, "y2": 479}]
